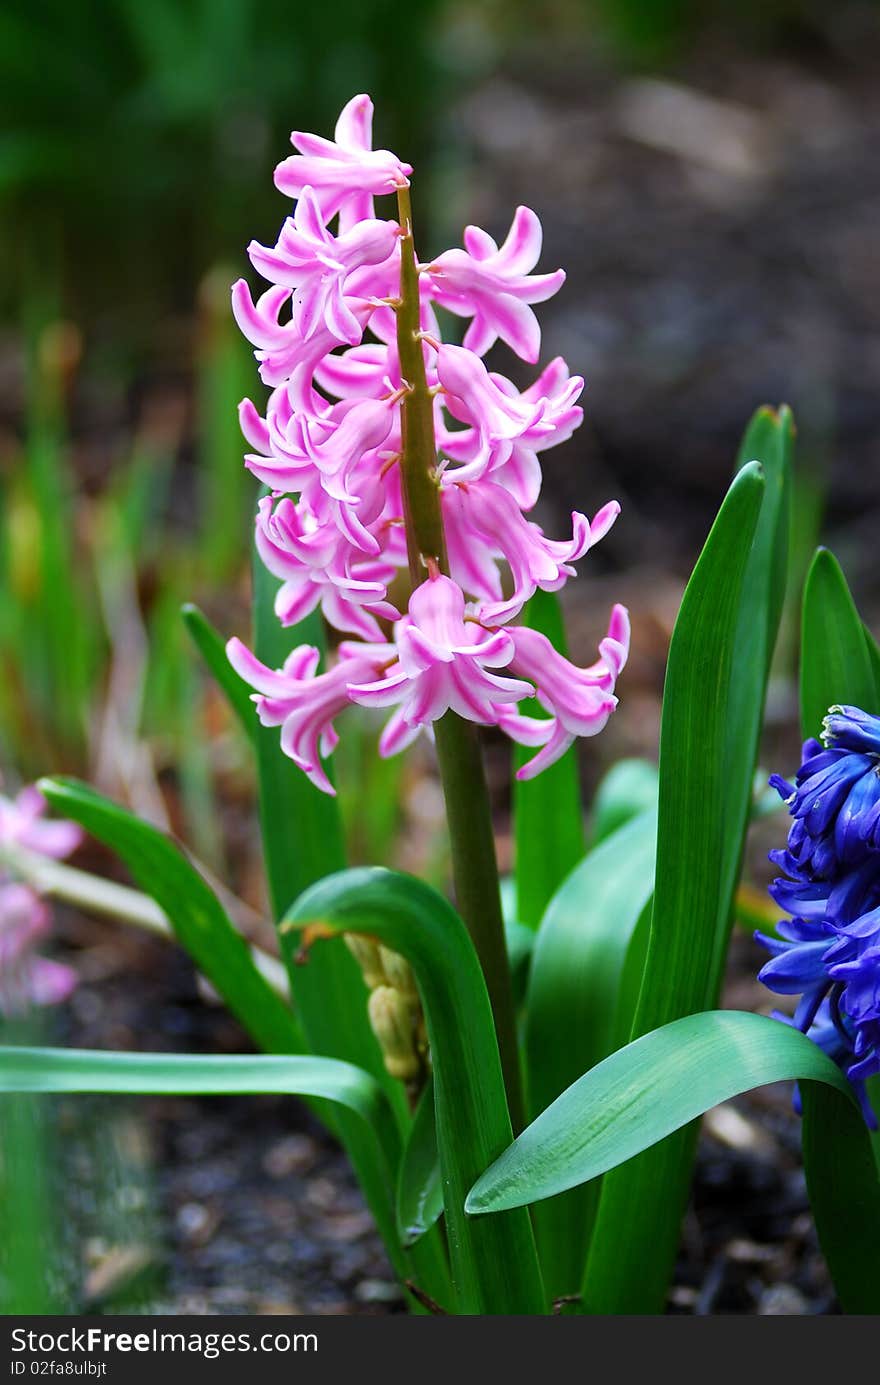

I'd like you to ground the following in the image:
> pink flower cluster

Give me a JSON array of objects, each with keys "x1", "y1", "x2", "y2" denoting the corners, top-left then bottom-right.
[
  {"x1": 0, "y1": 784, "x2": 80, "y2": 1016},
  {"x1": 228, "y1": 95, "x2": 629, "y2": 794}
]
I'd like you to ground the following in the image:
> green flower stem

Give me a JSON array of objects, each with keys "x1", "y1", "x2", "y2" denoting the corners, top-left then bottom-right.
[
  {"x1": 394, "y1": 186, "x2": 524, "y2": 1133},
  {"x1": 432, "y1": 712, "x2": 525, "y2": 1132}
]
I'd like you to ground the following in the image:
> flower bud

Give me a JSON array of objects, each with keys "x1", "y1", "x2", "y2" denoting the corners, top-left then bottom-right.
[
  {"x1": 368, "y1": 985, "x2": 420, "y2": 1082},
  {"x1": 378, "y1": 946, "x2": 417, "y2": 1001},
  {"x1": 344, "y1": 934, "x2": 386, "y2": 990}
]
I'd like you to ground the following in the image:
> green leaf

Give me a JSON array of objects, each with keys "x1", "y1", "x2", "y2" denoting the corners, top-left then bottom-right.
[
  {"x1": 523, "y1": 807, "x2": 657, "y2": 1295},
  {"x1": 800, "y1": 548, "x2": 878, "y2": 739},
  {"x1": 801, "y1": 1083, "x2": 880, "y2": 1315},
  {"x1": 513, "y1": 590, "x2": 585, "y2": 927},
  {"x1": 467, "y1": 1010, "x2": 880, "y2": 1311},
  {"x1": 37, "y1": 777, "x2": 304, "y2": 1058},
  {"x1": 470, "y1": 1011, "x2": 880, "y2": 1315},
  {"x1": 396, "y1": 1076, "x2": 443, "y2": 1248},
  {"x1": 582, "y1": 455, "x2": 776, "y2": 1313},
  {"x1": 468, "y1": 1011, "x2": 854, "y2": 1206},
  {"x1": 285, "y1": 868, "x2": 546, "y2": 1315},
  {"x1": 0, "y1": 1046, "x2": 390, "y2": 1128},
  {"x1": 181, "y1": 601, "x2": 257, "y2": 743},
  {"x1": 588, "y1": 758, "x2": 658, "y2": 846},
  {"x1": 862, "y1": 621, "x2": 880, "y2": 696}
]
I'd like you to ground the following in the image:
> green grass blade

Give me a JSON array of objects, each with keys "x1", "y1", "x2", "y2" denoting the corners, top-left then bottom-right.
[
  {"x1": 181, "y1": 602, "x2": 257, "y2": 743},
  {"x1": 37, "y1": 777, "x2": 304, "y2": 1057},
  {"x1": 524, "y1": 807, "x2": 657, "y2": 1295},
  {"x1": 285, "y1": 868, "x2": 546, "y2": 1315},
  {"x1": 580, "y1": 460, "x2": 768, "y2": 1312},
  {"x1": 800, "y1": 548, "x2": 878, "y2": 739},
  {"x1": 396, "y1": 1075, "x2": 443, "y2": 1248},
  {"x1": 513, "y1": 590, "x2": 585, "y2": 927}
]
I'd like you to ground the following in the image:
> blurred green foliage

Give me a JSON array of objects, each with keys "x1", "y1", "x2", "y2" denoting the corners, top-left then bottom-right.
[{"x1": 0, "y1": 0, "x2": 444, "y2": 324}]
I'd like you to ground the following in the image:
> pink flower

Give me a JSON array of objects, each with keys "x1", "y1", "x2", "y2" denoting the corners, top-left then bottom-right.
[
  {"x1": 0, "y1": 786, "x2": 80, "y2": 1015},
  {"x1": 227, "y1": 638, "x2": 393, "y2": 795},
  {"x1": 228, "y1": 95, "x2": 629, "y2": 791},
  {"x1": 348, "y1": 576, "x2": 532, "y2": 755},
  {"x1": 0, "y1": 784, "x2": 82, "y2": 859},
  {"x1": 254, "y1": 495, "x2": 400, "y2": 640},
  {"x1": 275, "y1": 94, "x2": 412, "y2": 231},
  {"x1": 443, "y1": 482, "x2": 619, "y2": 622},
  {"x1": 437, "y1": 345, "x2": 583, "y2": 496},
  {"x1": 440, "y1": 356, "x2": 583, "y2": 509},
  {"x1": 499, "y1": 606, "x2": 631, "y2": 778},
  {"x1": 247, "y1": 188, "x2": 400, "y2": 346},
  {"x1": 425, "y1": 207, "x2": 565, "y2": 363},
  {"x1": 242, "y1": 390, "x2": 397, "y2": 503},
  {"x1": 0, "y1": 881, "x2": 76, "y2": 1015}
]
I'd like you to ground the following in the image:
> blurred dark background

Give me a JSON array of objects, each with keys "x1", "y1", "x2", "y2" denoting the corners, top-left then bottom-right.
[{"x1": 2, "y1": 0, "x2": 880, "y2": 1317}]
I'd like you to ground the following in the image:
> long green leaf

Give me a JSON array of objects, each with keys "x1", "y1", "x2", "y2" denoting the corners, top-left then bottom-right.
[
  {"x1": 285, "y1": 868, "x2": 546, "y2": 1315},
  {"x1": 581, "y1": 459, "x2": 768, "y2": 1313},
  {"x1": 513, "y1": 590, "x2": 585, "y2": 928},
  {"x1": 396, "y1": 1076, "x2": 443, "y2": 1248},
  {"x1": 181, "y1": 601, "x2": 257, "y2": 743},
  {"x1": 524, "y1": 807, "x2": 657, "y2": 1295},
  {"x1": 800, "y1": 547, "x2": 878, "y2": 740},
  {"x1": 467, "y1": 1010, "x2": 880, "y2": 1314},
  {"x1": 37, "y1": 777, "x2": 304, "y2": 1058},
  {"x1": 0, "y1": 1046, "x2": 389, "y2": 1124},
  {"x1": 469, "y1": 1011, "x2": 851, "y2": 1203},
  {"x1": 472, "y1": 1014, "x2": 880, "y2": 1315}
]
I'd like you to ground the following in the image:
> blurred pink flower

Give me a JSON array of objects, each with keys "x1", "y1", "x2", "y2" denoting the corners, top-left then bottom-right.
[{"x1": 0, "y1": 786, "x2": 80, "y2": 1015}]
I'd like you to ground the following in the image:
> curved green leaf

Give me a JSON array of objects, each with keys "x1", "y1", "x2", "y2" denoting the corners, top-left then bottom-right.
[
  {"x1": 469, "y1": 1011, "x2": 854, "y2": 1208},
  {"x1": 513, "y1": 590, "x2": 584, "y2": 927},
  {"x1": 468, "y1": 1011, "x2": 880, "y2": 1315},
  {"x1": 0, "y1": 1046, "x2": 390, "y2": 1126},
  {"x1": 589, "y1": 758, "x2": 658, "y2": 846},
  {"x1": 584, "y1": 455, "x2": 776, "y2": 1313},
  {"x1": 396, "y1": 1076, "x2": 443, "y2": 1248},
  {"x1": 285, "y1": 867, "x2": 545, "y2": 1315},
  {"x1": 524, "y1": 807, "x2": 657, "y2": 1294},
  {"x1": 37, "y1": 777, "x2": 304, "y2": 1058},
  {"x1": 479, "y1": 1008, "x2": 880, "y2": 1307},
  {"x1": 800, "y1": 548, "x2": 878, "y2": 740},
  {"x1": 181, "y1": 601, "x2": 257, "y2": 743}
]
